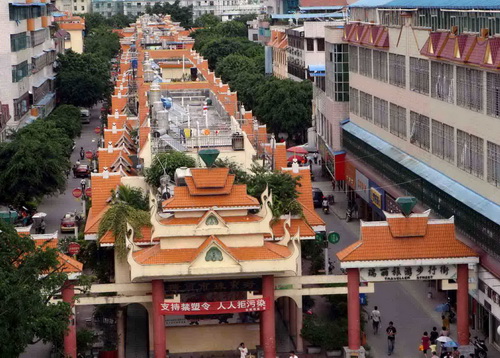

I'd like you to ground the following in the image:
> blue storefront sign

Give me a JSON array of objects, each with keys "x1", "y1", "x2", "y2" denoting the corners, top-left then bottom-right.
[{"x1": 369, "y1": 180, "x2": 385, "y2": 217}]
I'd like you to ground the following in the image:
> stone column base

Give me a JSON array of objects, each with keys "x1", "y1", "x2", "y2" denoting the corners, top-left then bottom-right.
[{"x1": 343, "y1": 346, "x2": 366, "y2": 358}]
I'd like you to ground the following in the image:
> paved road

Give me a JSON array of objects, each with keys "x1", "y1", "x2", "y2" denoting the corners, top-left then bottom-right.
[{"x1": 37, "y1": 106, "x2": 102, "y2": 236}]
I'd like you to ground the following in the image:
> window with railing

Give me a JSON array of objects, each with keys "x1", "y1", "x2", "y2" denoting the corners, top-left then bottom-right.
[
  {"x1": 360, "y1": 91, "x2": 373, "y2": 121},
  {"x1": 409, "y1": 111, "x2": 430, "y2": 151},
  {"x1": 457, "y1": 129, "x2": 484, "y2": 178},
  {"x1": 373, "y1": 97, "x2": 388, "y2": 129},
  {"x1": 389, "y1": 53, "x2": 406, "y2": 88},
  {"x1": 33, "y1": 79, "x2": 52, "y2": 104},
  {"x1": 431, "y1": 120, "x2": 454, "y2": 163},
  {"x1": 409, "y1": 57, "x2": 429, "y2": 94},
  {"x1": 348, "y1": 45, "x2": 358, "y2": 73},
  {"x1": 373, "y1": 50, "x2": 387, "y2": 82},
  {"x1": 359, "y1": 47, "x2": 372, "y2": 77},
  {"x1": 431, "y1": 61, "x2": 454, "y2": 103},
  {"x1": 12, "y1": 61, "x2": 29, "y2": 83},
  {"x1": 487, "y1": 141, "x2": 500, "y2": 187},
  {"x1": 13, "y1": 92, "x2": 30, "y2": 120},
  {"x1": 11, "y1": 32, "x2": 30, "y2": 52},
  {"x1": 349, "y1": 87, "x2": 359, "y2": 115},
  {"x1": 486, "y1": 72, "x2": 500, "y2": 118},
  {"x1": 389, "y1": 103, "x2": 406, "y2": 139},
  {"x1": 31, "y1": 28, "x2": 48, "y2": 47},
  {"x1": 456, "y1": 66, "x2": 483, "y2": 112}
]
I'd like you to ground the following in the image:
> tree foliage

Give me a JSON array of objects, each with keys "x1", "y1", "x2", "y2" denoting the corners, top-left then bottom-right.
[
  {"x1": 111, "y1": 185, "x2": 149, "y2": 211},
  {"x1": 193, "y1": 13, "x2": 221, "y2": 28},
  {"x1": 55, "y1": 50, "x2": 112, "y2": 108},
  {"x1": 44, "y1": 104, "x2": 82, "y2": 139},
  {"x1": 215, "y1": 54, "x2": 257, "y2": 83},
  {"x1": 0, "y1": 222, "x2": 72, "y2": 358},
  {"x1": 145, "y1": 1, "x2": 193, "y2": 28},
  {"x1": 84, "y1": 26, "x2": 121, "y2": 60},
  {"x1": 82, "y1": 13, "x2": 136, "y2": 32},
  {"x1": 144, "y1": 151, "x2": 196, "y2": 188}
]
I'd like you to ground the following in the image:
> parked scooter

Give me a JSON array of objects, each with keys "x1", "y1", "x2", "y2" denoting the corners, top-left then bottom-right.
[
  {"x1": 472, "y1": 336, "x2": 488, "y2": 358},
  {"x1": 346, "y1": 206, "x2": 353, "y2": 222},
  {"x1": 322, "y1": 198, "x2": 329, "y2": 214}
]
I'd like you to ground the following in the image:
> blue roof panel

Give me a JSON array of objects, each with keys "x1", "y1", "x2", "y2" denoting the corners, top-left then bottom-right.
[{"x1": 349, "y1": 0, "x2": 392, "y2": 8}]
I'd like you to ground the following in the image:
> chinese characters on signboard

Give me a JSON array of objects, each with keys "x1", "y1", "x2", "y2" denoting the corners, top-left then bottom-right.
[
  {"x1": 370, "y1": 187, "x2": 382, "y2": 210},
  {"x1": 159, "y1": 298, "x2": 269, "y2": 316},
  {"x1": 360, "y1": 265, "x2": 457, "y2": 282},
  {"x1": 164, "y1": 278, "x2": 261, "y2": 295},
  {"x1": 355, "y1": 170, "x2": 369, "y2": 202}
]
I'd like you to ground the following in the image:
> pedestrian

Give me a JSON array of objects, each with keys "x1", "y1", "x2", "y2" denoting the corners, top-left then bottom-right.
[
  {"x1": 238, "y1": 343, "x2": 248, "y2": 358},
  {"x1": 442, "y1": 315, "x2": 450, "y2": 331},
  {"x1": 439, "y1": 326, "x2": 450, "y2": 337},
  {"x1": 40, "y1": 219, "x2": 46, "y2": 234},
  {"x1": 80, "y1": 147, "x2": 85, "y2": 160},
  {"x1": 430, "y1": 327, "x2": 439, "y2": 345},
  {"x1": 431, "y1": 352, "x2": 439, "y2": 358},
  {"x1": 289, "y1": 351, "x2": 298, "y2": 358},
  {"x1": 72, "y1": 164, "x2": 77, "y2": 178},
  {"x1": 313, "y1": 152, "x2": 318, "y2": 164},
  {"x1": 451, "y1": 347, "x2": 460, "y2": 358},
  {"x1": 386, "y1": 321, "x2": 397, "y2": 355},
  {"x1": 421, "y1": 331, "x2": 431, "y2": 358},
  {"x1": 370, "y1": 306, "x2": 381, "y2": 334}
]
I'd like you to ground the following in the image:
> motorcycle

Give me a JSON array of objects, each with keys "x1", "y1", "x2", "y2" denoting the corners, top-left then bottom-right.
[
  {"x1": 346, "y1": 207, "x2": 353, "y2": 222},
  {"x1": 472, "y1": 336, "x2": 488, "y2": 358},
  {"x1": 322, "y1": 204, "x2": 329, "y2": 214}
]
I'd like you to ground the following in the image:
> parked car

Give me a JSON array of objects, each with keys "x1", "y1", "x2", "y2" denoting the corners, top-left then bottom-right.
[
  {"x1": 312, "y1": 188, "x2": 324, "y2": 208},
  {"x1": 80, "y1": 108, "x2": 90, "y2": 124},
  {"x1": 60, "y1": 212, "x2": 77, "y2": 233},
  {"x1": 75, "y1": 164, "x2": 91, "y2": 178}
]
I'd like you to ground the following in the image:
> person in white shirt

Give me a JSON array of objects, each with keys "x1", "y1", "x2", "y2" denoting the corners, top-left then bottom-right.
[
  {"x1": 238, "y1": 342, "x2": 248, "y2": 358},
  {"x1": 371, "y1": 306, "x2": 382, "y2": 334},
  {"x1": 289, "y1": 351, "x2": 298, "y2": 358}
]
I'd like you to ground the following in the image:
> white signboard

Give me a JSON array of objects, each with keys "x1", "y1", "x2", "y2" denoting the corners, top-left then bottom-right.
[
  {"x1": 355, "y1": 170, "x2": 369, "y2": 202},
  {"x1": 360, "y1": 264, "x2": 457, "y2": 282}
]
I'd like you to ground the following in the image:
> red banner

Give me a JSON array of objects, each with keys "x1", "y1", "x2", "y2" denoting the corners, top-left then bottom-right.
[{"x1": 159, "y1": 298, "x2": 269, "y2": 316}]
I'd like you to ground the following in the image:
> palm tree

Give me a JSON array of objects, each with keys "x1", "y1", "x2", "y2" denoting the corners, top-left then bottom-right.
[
  {"x1": 98, "y1": 202, "x2": 150, "y2": 258},
  {"x1": 111, "y1": 184, "x2": 149, "y2": 211}
]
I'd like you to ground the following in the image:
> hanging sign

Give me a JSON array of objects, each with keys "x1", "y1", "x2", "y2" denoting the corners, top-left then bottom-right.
[
  {"x1": 159, "y1": 298, "x2": 269, "y2": 315},
  {"x1": 360, "y1": 264, "x2": 457, "y2": 282},
  {"x1": 72, "y1": 188, "x2": 82, "y2": 198}
]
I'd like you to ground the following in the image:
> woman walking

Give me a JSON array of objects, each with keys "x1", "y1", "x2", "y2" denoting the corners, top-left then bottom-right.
[{"x1": 421, "y1": 331, "x2": 431, "y2": 358}]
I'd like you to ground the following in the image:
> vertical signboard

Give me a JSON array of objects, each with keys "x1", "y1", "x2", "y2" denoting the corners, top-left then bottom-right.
[{"x1": 355, "y1": 170, "x2": 369, "y2": 202}]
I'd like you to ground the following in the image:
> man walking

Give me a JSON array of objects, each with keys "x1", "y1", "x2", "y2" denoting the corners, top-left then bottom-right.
[
  {"x1": 386, "y1": 321, "x2": 397, "y2": 355},
  {"x1": 370, "y1": 306, "x2": 381, "y2": 334}
]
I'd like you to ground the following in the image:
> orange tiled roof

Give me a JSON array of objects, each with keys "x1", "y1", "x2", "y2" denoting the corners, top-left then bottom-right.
[
  {"x1": 84, "y1": 206, "x2": 109, "y2": 234},
  {"x1": 266, "y1": 218, "x2": 316, "y2": 239},
  {"x1": 191, "y1": 168, "x2": 230, "y2": 188},
  {"x1": 34, "y1": 238, "x2": 83, "y2": 273},
  {"x1": 90, "y1": 174, "x2": 122, "y2": 214},
  {"x1": 162, "y1": 184, "x2": 259, "y2": 210},
  {"x1": 337, "y1": 215, "x2": 478, "y2": 262},
  {"x1": 100, "y1": 226, "x2": 152, "y2": 245},
  {"x1": 132, "y1": 235, "x2": 291, "y2": 264},
  {"x1": 185, "y1": 175, "x2": 235, "y2": 196},
  {"x1": 286, "y1": 167, "x2": 314, "y2": 211},
  {"x1": 160, "y1": 214, "x2": 261, "y2": 225},
  {"x1": 274, "y1": 143, "x2": 288, "y2": 170},
  {"x1": 301, "y1": 204, "x2": 325, "y2": 227},
  {"x1": 386, "y1": 216, "x2": 428, "y2": 237}
]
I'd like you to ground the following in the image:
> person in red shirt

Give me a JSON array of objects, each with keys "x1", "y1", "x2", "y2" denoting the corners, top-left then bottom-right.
[{"x1": 421, "y1": 331, "x2": 431, "y2": 358}]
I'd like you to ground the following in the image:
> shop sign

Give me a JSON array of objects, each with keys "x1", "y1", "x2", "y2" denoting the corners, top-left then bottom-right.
[
  {"x1": 385, "y1": 193, "x2": 400, "y2": 213},
  {"x1": 164, "y1": 278, "x2": 261, "y2": 294},
  {"x1": 369, "y1": 180, "x2": 385, "y2": 213},
  {"x1": 355, "y1": 170, "x2": 369, "y2": 202},
  {"x1": 334, "y1": 151, "x2": 346, "y2": 181},
  {"x1": 345, "y1": 161, "x2": 356, "y2": 189},
  {"x1": 360, "y1": 264, "x2": 457, "y2": 282},
  {"x1": 159, "y1": 298, "x2": 269, "y2": 315}
]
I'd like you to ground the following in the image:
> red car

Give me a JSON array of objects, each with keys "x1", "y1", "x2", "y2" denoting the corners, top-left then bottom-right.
[
  {"x1": 75, "y1": 164, "x2": 91, "y2": 178},
  {"x1": 60, "y1": 212, "x2": 77, "y2": 233}
]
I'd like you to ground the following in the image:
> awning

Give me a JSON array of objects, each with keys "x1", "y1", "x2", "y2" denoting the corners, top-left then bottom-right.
[
  {"x1": 342, "y1": 120, "x2": 500, "y2": 225},
  {"x1": 308, "y1": 64, "x2": 325, "y2": 77}
]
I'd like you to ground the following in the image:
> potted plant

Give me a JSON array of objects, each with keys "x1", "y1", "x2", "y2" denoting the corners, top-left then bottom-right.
[
  {"x1": 323, "y1": 320, "x2": 348, "y2": 357},
  {"x1": 300, "y1": 315, "x2": 323, "y2": 354}
]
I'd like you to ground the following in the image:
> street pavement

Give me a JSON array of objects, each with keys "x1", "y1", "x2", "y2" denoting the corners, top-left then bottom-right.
[{"x1": 310, "y1": 165, "x2": 500, "y2": 358}]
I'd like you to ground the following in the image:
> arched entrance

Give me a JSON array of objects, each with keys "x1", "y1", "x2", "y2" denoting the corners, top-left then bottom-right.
[{"x1": 126, "y1": 303, "x2": 149, "y2": 358}]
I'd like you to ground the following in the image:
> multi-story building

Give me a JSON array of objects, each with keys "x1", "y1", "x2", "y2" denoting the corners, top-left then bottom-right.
[
  {"x1": 54, "y1": 14, "x2": 85, "y2": 53},
  {"x1": 268, "y1": 29, "x2": 287, "y2": 79},
  {"x1": 0, "y1": 0, "x2": 57, "y2": 142},
  {"x1": 91, "y1": 0, "x2": 124, "y2": 17},
  {"x1": 54, "y1": 0, "x2": 92, "y2": 13},
  {"x1": 315, "y1": 0, "x2": 500, "y2": 349}
]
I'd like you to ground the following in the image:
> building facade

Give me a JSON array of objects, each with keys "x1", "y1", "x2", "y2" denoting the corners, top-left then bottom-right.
[
  {"x1": 315, "y1": 0, "x2": 500, "y2": 349},
  {"x1": 54, "y1": 0, "x2": 92, "y2": 13},
  {"x1": 0, "y1": 0, "x2": 57, "y2": 142}
]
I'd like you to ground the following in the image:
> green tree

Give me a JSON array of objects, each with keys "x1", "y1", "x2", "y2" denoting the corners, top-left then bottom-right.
[
  {"x1": 199, "y1": 37, "x2": 248, "y2": 70},
  {"x1": 193, "y1": 13, "x2": 221, "y2": 28},
  {"x1": 229, "y1": 71, "x2": 264, "y2": 110},
  {"x1": 85, "y1": 26, "x2": 121, "y2": 60},
  {"x1": 0, "y1": 121, "x2": 71, "y2": 206},
  {"x1": 0, "y1": 222, "x2": 72, "y2": 358},
  {"x1": 213, "y1": 158, "x2": 251, "y2": 184},
  {"x1": 246, "y1": 166, "x2": 302, "y2": 218},
  {"x1": 145, "y1": 1, "x2": 193, "y2": 27},
  {"x1": 111, "y1": 184, "x2": 149, "y2": 211},
  {"x1": 233, "y1": 14, "x2": 258, "y2": 23},
  {"x1": 82, "y1": 13, "x2": 107, "y2": 33},
  {"x1": 98, "y1": 203, "x2": 151, "y2": 258},
  {"x1": 56, "y1": 50, "x2": 112, "y2": 108},
  {"x1": 144, "y1": 151, "x2": 196, "y2": 188},
  {"x1": 45, "y1": 104, "x2": 82, "y2": 139},
  {"x1": 214, "y1": 20, "x2": 248, "y2": 37},
  {"x1": 215, "y1": 54, "x2": 257, "y2": 83}
]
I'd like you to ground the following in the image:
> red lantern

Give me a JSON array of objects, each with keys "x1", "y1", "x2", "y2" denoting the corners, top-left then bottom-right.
[
  {"x1": 85, "y1": 188, "x2": 92, "y2": 198},
  {"x1": 68, "y1": 242, "x2": 81, "y2": 256},
  {"x1": 72, "y1": 188, "x2": 82, "y2": 198}
]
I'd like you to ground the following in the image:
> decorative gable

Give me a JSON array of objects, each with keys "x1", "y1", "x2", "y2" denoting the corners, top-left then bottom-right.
[
  {"x1": 190, "y1": 237, "x2": 241, "y2": 275},
  {"x1": 194, "y1": 210, "x2": 229, "y2": 235}
]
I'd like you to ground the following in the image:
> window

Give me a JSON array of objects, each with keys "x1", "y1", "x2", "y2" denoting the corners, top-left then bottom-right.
[
  {"x1": 12, "y1": 61, "x2": 29, "y2": 83},
  {"x1": 409, "y1": 112, "x2": 430, "y2": 151},
  {"x1": 74, "y1": 6, "x2": 77, "y2": 10},
  {"x1": 31, "y1": 28, "x2": 48, "y2": 47},
  {"x1": 389, "y1": 103, "x2": 406, "y2": 139},
  {"x1": 33, "y1": 79, "x2": 52, "y2": 104},
  {"x1": 81, "y1": 5, "x2": 84, "y2": 10},
  {"x1": 456, "y1": 66, "x2": 483, "y2": 112},
  {"x1": 373, "y1": 97, "x2": 388, "y2": 129},
  {"x1": 349, "y1": 87, "x2": 359, "y2": 115},
  {"x1": 13, "y1": 92, "x2": 30, "y2": 120},
  {"x1": 11, "y1": 32, "x2": 29, "y2": 52},
  {"x1": 359, "y1": 47, "x2": 372, "y2": 77},
  {"x1": 373, "y1": 50, "x2": 388, "y2": 82},
  {"x1": 306, "y1": 38, "x2": 314, "y2": 51},
  {"x1": 409, "y1": 57, "x2": 429, "y2": 94},
  {"x1": 317, "y1": 38, "x2": 325, "y2": 51},
  {"x1": 359, "y1": 91, "x2": 373, "y2": 121},
  {"x1": 431, "y1": 61, "x2": 454, "y2": 103},
  {"x1": 206, "y1": 215, "x2": 219, "y2": 225},
  {"x1": 486, "y1": 72, "x2": 500, "y2": 118},
  {"x1": 457, "y1": 130, "x2": 484, "y2": 178},
  {"x1": 252, "y1": 34, "x2": 258, "y2": 41},
  {"x1": 349, "y1": 45, "x2": 358, "y2": 73},
  {"x1": 389, "y1": 54, "x2": 406, "y2": 88},
  {"x1": 487, "y1": 141, "x2": 500, "y2": 186},
  {"x1": 432, "y1": 120, "x2": 454, "y2": 163},
  {"x1": 332, "y1": 44, "x2": 349, "y2": 102}
]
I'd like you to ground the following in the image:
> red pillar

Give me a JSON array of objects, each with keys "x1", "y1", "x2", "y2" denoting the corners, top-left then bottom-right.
[
  {"x1": 152, "y1": 280, "x2": 166, "y2": 358},
  {"x1": 457, "y1": 264, "x2": 469, "y2": 345},
  {"x1": 62, "y1": 282, "x2": 77, "y2": 358},
  {"x1": 347, "y1": 268, "x2": 361, "y2": 350},
  {"x1": 260, "y1": 275, "x2": 276, "y2": 358}
]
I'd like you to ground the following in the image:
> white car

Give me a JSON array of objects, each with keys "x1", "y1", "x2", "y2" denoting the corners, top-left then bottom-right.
[{"x1": 80, "y1": 108, "x2": 90, "y2": 124}]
